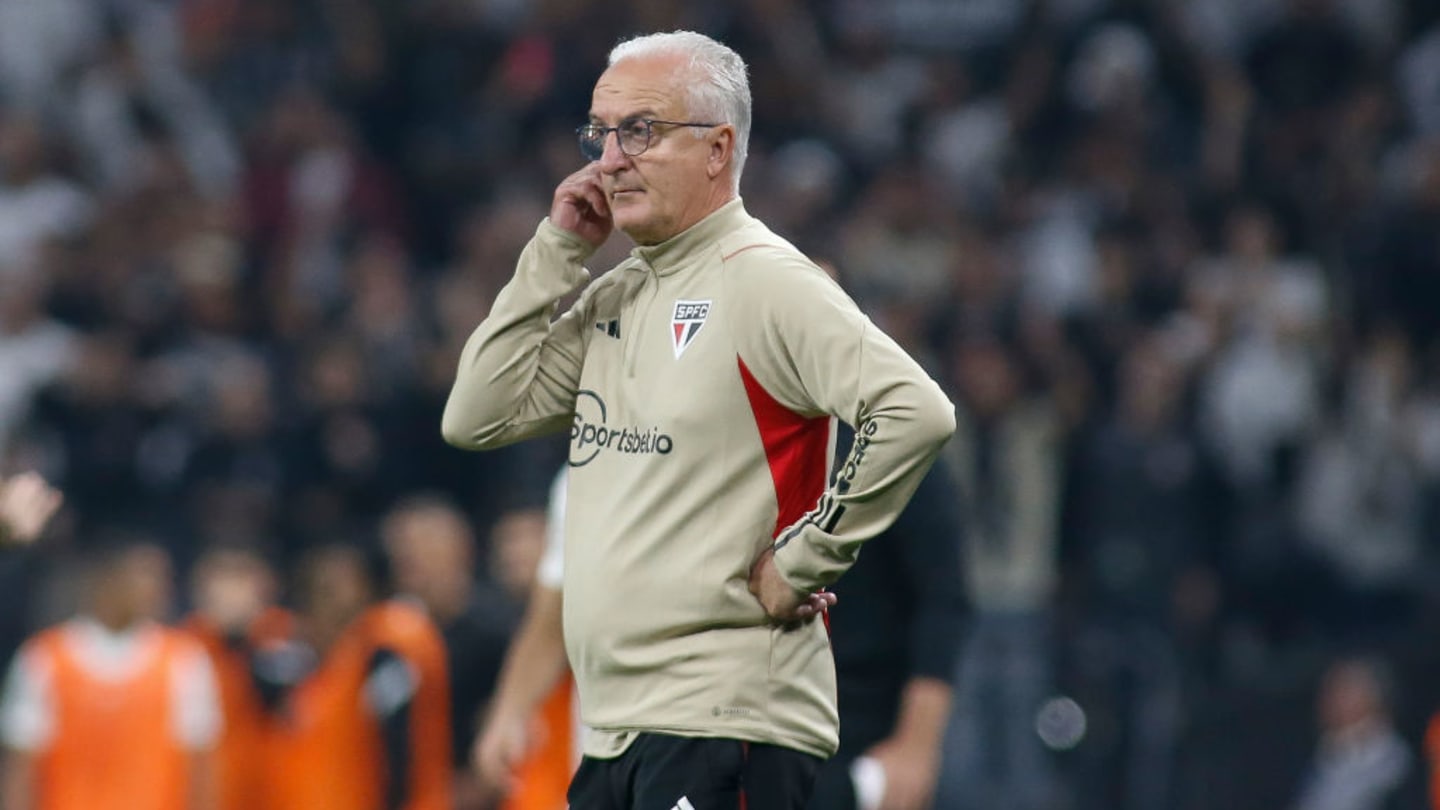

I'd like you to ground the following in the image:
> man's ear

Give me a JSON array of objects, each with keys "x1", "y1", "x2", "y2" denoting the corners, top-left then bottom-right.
[{"x1": 707, "y1": 125, "x2": 736, "y2": 181}]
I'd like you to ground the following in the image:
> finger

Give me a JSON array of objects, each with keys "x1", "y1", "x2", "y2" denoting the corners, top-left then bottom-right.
[
  {"x1": 565, "y1": 166, "x2": 605, "y2": 196},
  {"x1": 575, "y1": 174, "x2": 609, "y2": 214},
  {"x1": 558, "y1": 172, "x2": 599, "y2": 202},
  {"x1": 559, "y1": 182, "x2": 594, "y2": 212},
  {"x1": 584, "y1": 185, "x2": 610, "y2": 218}
]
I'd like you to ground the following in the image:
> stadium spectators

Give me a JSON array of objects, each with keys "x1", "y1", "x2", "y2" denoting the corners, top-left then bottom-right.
[
  {"x1": 936, "y1": 336, "x2": 1065, "y2": 810},
  {"x1": 0, "y1": 0, "x2": 1439, "y2": 806},
  {"x1": 1295, "y1": 657, "x2": 1422, "y2": 810}
]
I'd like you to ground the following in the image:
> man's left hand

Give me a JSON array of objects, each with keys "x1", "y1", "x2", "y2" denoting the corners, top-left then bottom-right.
[
  {"x1": 864, "y1": 735, "x2": 941, "y2": 810},
  {"x1": 748, "y1": 547, "x2": 836, "y2": 623}
]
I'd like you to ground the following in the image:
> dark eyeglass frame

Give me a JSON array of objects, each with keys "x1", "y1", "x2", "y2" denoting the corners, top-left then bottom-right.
[{"x1": 576, "y1": 117, "x2": 723, "y2": 161}]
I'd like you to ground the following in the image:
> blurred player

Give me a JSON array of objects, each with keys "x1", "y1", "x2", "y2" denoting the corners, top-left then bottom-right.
[
  {"x1": 184, "y1": 546, "x2": 291, "y2": 810},
  {"x1": 263, "y1": 543, "x2": 452, "y2": 810},
  {"x1": 381, "y1": 496, "x2": 523, "y2": 809},
  {"x1": 473, "y1": 471, "x2": 576, "y2": 810},
  {"x1": 806, "y1": 445, "x2": 965, "y2": 810},
  {"x1": 0, "y1": 541, "x2": 221, "y2": 810}
]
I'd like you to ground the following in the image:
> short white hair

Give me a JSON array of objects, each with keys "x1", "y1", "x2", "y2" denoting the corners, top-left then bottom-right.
[{"x1": 608, "y1": 31, "x2": 752, "y2": 188}]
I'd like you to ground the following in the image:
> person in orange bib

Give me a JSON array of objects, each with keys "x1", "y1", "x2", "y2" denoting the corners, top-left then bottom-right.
[
  {"x1": 183, "y1": 546, "x2": 293, "y2": 810},
  {"x1": 0, "y1": 542, "x2": 221, "y2": 810},
  {"x1": 474, "y1": 471, "x2": 577, "y2": 810},
  {"x1": 380, "y1": 496, "x2": 527, "y2": 810},
  {"x1": 263, "y1": 543, "x2": 452, "y2": 810}
]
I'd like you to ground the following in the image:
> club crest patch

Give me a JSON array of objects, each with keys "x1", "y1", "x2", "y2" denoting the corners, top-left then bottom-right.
[{"x1": 671, "y1": 300, "x2": 711, "y2": 358}]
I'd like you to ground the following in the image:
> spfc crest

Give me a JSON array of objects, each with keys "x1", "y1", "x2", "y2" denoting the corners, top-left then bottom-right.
[{"x1": 671, "y1": 300, "x2": 711, "y2": 358}]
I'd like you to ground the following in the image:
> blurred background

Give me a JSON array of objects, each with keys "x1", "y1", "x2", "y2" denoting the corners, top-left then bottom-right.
[{"x1": 2, "y1": 0, "x2": 1440, "y2": 808}]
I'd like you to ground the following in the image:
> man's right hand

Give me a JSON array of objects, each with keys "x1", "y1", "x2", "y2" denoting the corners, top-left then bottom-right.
[
  {"x1": 551, "y1": 164, "x2": 612, "y2": 248},
  {"x1": 748, "y1": 547, "x2": 838, "y2": 623}
]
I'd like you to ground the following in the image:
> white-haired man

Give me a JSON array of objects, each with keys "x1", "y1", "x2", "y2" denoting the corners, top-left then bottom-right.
[{"x1": 442, "y1": 30, "x2": 955, "y2": 809}]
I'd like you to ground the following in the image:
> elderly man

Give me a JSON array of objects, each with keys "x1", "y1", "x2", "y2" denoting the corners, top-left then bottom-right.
[{"x1": 442, "y1": 30, "x2": 955, "y2": 810}]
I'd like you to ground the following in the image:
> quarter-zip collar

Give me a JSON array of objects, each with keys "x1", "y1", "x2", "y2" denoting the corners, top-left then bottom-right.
[{"x1": 630, "y1": 198, "x2": 750, "y2": 276}]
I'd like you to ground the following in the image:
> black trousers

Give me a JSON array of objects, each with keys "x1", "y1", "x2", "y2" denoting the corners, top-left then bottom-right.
[
  {"x1": 807, "y1": 755, "x2": 859, "y2": 809},
  {"x1": 567, "y1": 733, "x2": 823, "y2": 810}
]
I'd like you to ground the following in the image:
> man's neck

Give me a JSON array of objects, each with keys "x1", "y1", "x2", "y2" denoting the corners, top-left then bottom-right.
[{"x1": 89, "y1": 607, "x2": 141, "y2": 635}]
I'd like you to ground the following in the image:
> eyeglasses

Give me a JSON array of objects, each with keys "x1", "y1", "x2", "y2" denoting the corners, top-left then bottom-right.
[{"x1": 576, "y1": 117, "x2": 722, "y2": 161}]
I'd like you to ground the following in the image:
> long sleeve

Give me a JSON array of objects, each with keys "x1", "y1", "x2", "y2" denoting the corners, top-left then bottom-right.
[
  {"x1": 441, "y1": 219, "x2": 596, "y2": 450},
  {"x1": 726, "y1": 247, "x2": 956, "y2": 591}
]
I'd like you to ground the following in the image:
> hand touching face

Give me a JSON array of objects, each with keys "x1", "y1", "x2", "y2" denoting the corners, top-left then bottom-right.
[{"x1": 550, "y1": 163, "x2": 613, "y2": 248}]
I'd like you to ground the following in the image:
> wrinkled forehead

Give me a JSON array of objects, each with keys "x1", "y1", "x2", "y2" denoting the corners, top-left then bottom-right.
[{"x1": 590, "y1": 55, "x2": 690, "y2": 123}]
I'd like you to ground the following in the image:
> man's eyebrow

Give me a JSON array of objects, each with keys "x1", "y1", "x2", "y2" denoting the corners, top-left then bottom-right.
[{"x1": 588, "y1": 109, "x2": 659, "y2": 124}]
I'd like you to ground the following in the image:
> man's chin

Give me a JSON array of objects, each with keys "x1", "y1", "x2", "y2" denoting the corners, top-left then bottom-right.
[{"x1": 614, "y1": 209, "x2": 658, "y2": 242}]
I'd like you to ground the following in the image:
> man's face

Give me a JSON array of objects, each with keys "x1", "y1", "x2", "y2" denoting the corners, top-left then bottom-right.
[
  {"x1": 99, "y1": 545, "x2": 174, "y2": 625},
  {"x1": 383, "y1": 507, "x2": 472, "y2": 604},
  {"x1": 589, "y1": 55, "x2": 721, "y2": 245},
  {"x1": 489, "y1": 510, "x2": 547, "y2": 601},
  {"x1": 192, "y1": 550, "x2": 274, "y2": 631},
  {"x1": 302, "y1": 550, "x2": 371, "y2": 635}
]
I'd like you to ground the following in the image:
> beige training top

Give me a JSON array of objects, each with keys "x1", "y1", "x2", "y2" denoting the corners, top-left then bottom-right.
[{"x1": 442, "y1": 199, "x2": 955, "y2": 759}]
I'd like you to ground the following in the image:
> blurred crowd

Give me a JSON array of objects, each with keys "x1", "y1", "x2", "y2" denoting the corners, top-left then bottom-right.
[{"x1": 2, "y1": 0, "x2": 1440, "y2": 808}]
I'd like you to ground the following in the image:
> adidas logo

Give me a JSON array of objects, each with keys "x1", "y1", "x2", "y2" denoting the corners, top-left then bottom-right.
[
  {"x1": 595, "y1": 318, "x2": 621, "y2": 338},
  {"x1": 670, "y1": 798, "x2": 696, "y2": 810}
]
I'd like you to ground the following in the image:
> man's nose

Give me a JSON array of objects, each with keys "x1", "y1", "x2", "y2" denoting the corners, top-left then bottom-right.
[{"x1": 598, "y1": 129, "x2": 630, "y2": 172}]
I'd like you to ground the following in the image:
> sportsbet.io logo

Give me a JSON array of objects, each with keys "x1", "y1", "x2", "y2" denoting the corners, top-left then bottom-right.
[{"x1": 568, "y1": 390, "x2": 675, "y2": 467}]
